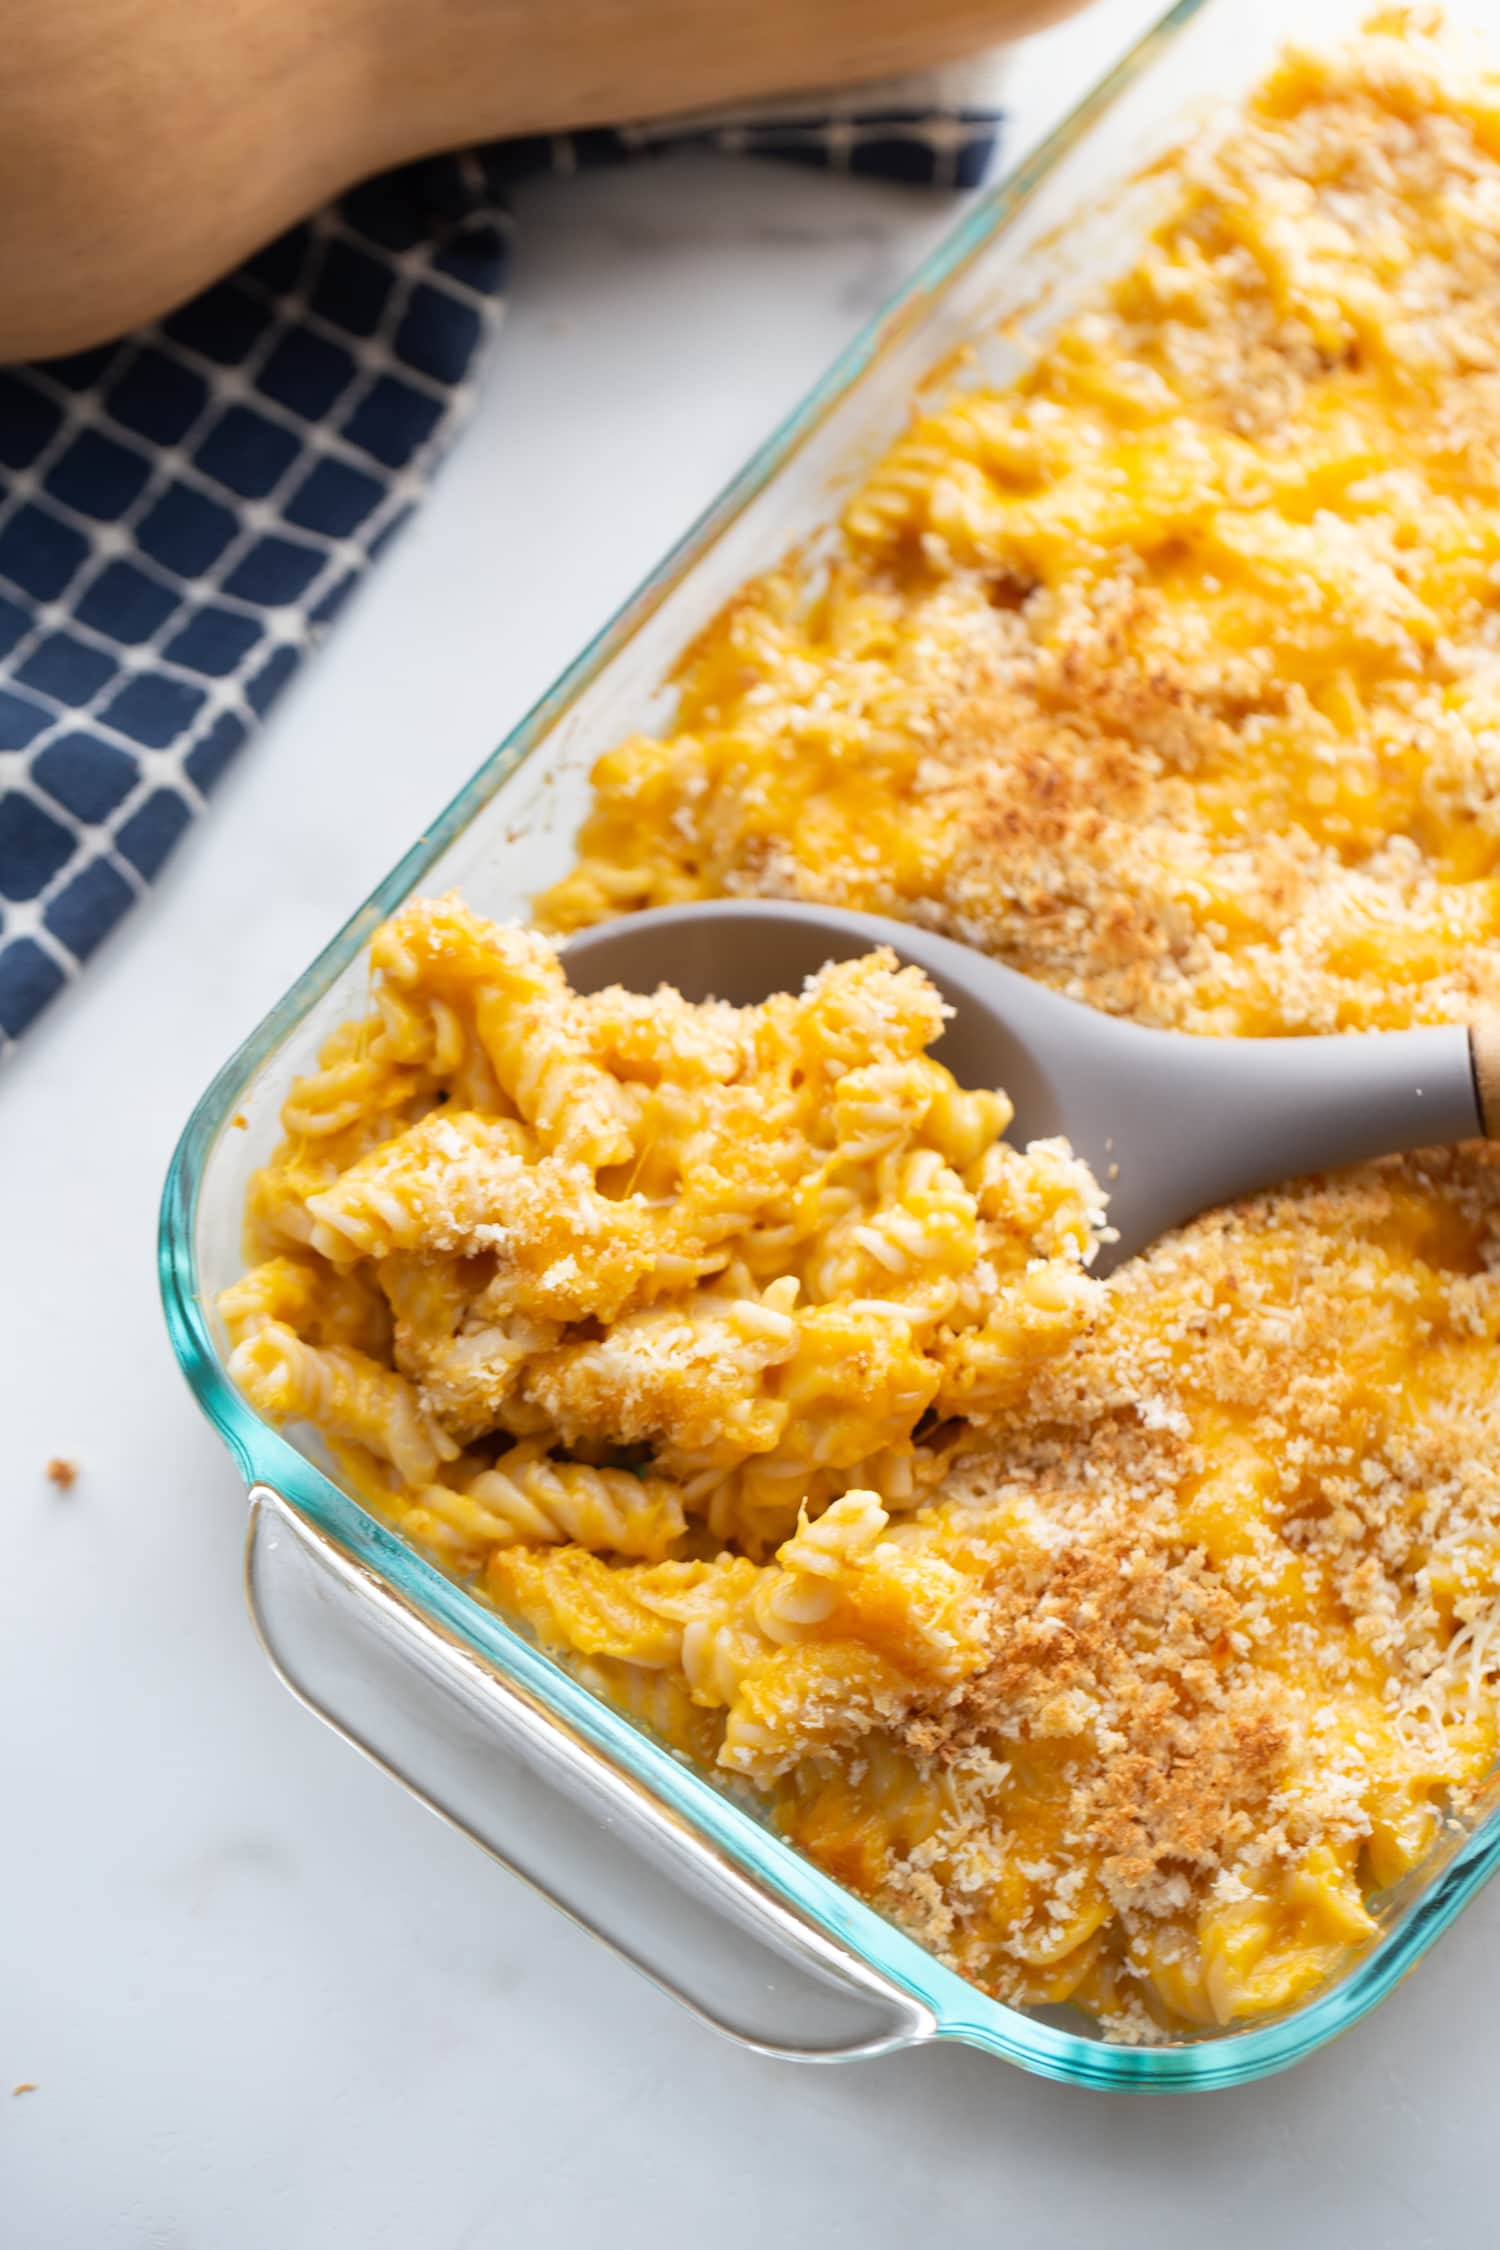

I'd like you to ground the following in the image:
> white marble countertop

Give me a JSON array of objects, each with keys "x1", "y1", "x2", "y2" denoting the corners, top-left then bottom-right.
[{"x1": 4, "y1": 4, "x2": 1495, "y2": 2241}]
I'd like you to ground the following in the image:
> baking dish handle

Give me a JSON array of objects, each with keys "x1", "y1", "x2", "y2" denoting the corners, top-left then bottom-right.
[{"x1": 244, "y1": 1486, "x2": 933, "y2": 2061}]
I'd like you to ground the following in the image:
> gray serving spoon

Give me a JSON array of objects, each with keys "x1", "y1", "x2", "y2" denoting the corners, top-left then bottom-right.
[{"x1": 564, "y1": 900, "x2": 1500, "y2": 1273}]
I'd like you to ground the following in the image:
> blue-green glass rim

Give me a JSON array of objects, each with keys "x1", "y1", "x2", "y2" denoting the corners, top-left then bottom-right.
[{"x1": 158, "y1": 0, "x2": 1500, "y2": 2089}]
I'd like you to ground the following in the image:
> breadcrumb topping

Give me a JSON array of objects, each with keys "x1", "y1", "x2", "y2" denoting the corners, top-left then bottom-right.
[
  {"x1": 227, "y1": 14, "x2": 1500, "y2": 2044},
  {"x1": 542, "y1": 15, "x2": 1500, "y2": 1046},
  {"x1": 527, "y1": 13, "x2": 1500, "y2": 2040}
]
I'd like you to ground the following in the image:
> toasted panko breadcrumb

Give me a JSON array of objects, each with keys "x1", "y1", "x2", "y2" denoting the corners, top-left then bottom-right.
[
  {"x1": 522, "y1": 14, "x2": 1500, "y2": 2040},
  {"x1": 228, "y1": 14, "x2": 1500, "y2": 2044}
]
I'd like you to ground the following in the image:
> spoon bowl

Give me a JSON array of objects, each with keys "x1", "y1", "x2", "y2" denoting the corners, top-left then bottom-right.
[{"x1": 564, "y1": 900, "x2": 1497, "y2": 1270}]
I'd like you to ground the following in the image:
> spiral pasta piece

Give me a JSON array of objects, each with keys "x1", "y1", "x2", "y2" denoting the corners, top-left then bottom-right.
[
  {"x1": 230, "y1": 1322, "x2": 459, "y2": 1486},
  {"x1": 462, "y1": 1444, "x2": 686, "y2": 1559}
]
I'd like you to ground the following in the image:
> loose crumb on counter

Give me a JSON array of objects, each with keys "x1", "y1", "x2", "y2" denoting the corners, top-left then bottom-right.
[{"x1": 44, "y1": 1458, "x2": 77, "y2": 1490}]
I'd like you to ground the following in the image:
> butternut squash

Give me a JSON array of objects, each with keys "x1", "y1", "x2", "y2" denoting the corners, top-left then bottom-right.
[{"x1": 0, "y1": 0, "x2": 1088, "y2": 358}]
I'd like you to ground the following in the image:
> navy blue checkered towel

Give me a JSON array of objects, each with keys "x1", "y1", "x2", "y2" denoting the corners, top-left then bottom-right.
[{"x1": 0, "y1": 66, "x2": 1009, "y2": 1050}]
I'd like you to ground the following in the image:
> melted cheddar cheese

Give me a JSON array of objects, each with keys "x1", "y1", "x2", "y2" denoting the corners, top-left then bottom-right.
[{"x1": 230, "y1": 15, "x2": 1500, "y2": 2041}]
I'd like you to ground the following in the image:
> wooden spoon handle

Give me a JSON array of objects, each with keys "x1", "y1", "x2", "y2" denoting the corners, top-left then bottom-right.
[{"x1": 1470, "y1": 1020, "x2": 1500, "y2": 1137}]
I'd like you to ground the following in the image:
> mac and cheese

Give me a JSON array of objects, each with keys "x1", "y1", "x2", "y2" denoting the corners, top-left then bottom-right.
[{"x1": 229, "y1": 16, "x2": 1500, "y2": 2040}]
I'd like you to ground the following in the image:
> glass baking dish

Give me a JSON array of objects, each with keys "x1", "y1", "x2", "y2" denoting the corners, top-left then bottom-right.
[{"x1": 160, "y1": 0, "x2": 1500, "y2": 2090}]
